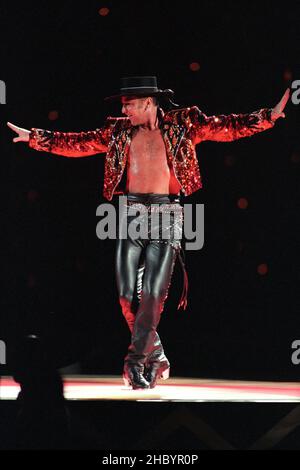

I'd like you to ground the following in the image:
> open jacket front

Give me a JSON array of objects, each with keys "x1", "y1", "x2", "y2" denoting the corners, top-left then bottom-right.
[{"x1": 29, "y1": 105, "x2": 275, "y2": 200}]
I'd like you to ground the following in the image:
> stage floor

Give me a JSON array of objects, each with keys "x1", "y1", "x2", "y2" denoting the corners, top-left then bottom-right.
[{"x1": 1, "y1": 376, "x2": 300, "y2": 402}]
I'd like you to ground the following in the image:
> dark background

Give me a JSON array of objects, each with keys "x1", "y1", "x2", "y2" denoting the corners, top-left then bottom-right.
[{"x1": 0, "y1": 0, "x2": 299, "y2": 380}]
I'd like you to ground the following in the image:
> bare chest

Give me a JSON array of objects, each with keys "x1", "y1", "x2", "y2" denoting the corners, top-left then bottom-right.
[{"x1": 128, "y1": 129, "x2": 168, "y2": 170}]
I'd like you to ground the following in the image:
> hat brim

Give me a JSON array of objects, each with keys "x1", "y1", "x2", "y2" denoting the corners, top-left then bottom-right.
[{"x1": 104, "y1": 89, "x2": 175, "y2": 102}]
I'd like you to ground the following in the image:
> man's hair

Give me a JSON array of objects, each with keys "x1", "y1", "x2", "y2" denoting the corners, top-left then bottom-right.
[
  {"x1": 142, "y1": 96, "x2": 159, "y2": 107},
  {"x1": 151, "y1": 96, "x2": 159, "y2": 107}
]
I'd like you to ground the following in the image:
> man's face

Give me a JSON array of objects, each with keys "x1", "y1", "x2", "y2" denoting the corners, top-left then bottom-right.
[{"x1": 121, "y1": 96, "x2": 148, "y2": 125}]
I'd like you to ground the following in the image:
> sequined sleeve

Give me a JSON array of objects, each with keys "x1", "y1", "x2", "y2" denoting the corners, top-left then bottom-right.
[
  {"x1": 28, "y1": 118, "x2": 116, "y2": 157},
  {"x1": 187, "y1": 106, "x2": 275, "y2": 144}
]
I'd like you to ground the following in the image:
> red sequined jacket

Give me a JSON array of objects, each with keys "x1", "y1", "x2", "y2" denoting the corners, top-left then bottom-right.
[{"x1": 29, "y1": 106, "x2": 275, "y2": 200}]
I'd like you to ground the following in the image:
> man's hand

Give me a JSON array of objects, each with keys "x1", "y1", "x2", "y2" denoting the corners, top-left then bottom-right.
[
  {"x1": 271, "y1": 88, "x2": 290, "y2": 121},
  {"x1": 7, "y1": 122, "x2": 30, "y2": 143}
]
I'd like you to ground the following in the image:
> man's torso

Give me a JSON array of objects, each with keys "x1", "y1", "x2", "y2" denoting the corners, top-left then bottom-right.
[{"x1": 125, "y1": 127, "x2": 181, "y2": 195}]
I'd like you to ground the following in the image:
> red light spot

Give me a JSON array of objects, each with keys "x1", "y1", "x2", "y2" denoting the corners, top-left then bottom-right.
[
  {"x1": 189, "y1": 62, "x2": 200, "y2": 72},
  {"x1": 48, "y1": 110, "x2": 59, "y2": 121},
  {"x1": 99, "y1": 7, "x2": 110, "y2": 16},
  {"x1": 237, "y1": 198, "x2": 248, "y2": 209},
  {"x1": 257, "y1": 263, "x2": 268, "y2": 276},
  {"x1": 283, "y1": 68, "x2": 293, "y2": 82},
  {"x1": 27, "y1": 189, "x2": 39, "y2": 202}
]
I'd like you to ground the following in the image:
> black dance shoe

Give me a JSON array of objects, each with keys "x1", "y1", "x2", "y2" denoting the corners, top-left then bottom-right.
[
  {"x1": 123, "y1": 364, "x2": 150, "y2": 390},
  {"x1": 143, "y1": 360, "x2": 170, "y2": 389}
]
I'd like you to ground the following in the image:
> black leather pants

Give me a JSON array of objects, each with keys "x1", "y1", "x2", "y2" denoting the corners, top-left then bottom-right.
[{"x1": 115, "y1": 193, "x2": 183, "y2": 367}]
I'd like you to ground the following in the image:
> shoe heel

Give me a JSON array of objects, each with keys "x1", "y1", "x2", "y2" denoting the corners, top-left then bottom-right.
[{"x1": 161, "y1": 366, "x2": 170, "y2": 380}]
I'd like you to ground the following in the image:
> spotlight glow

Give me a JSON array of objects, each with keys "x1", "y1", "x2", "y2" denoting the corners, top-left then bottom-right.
[
  {"x1": 99, "y1": 7, "x2": 110, "y2": 16},
  {"x1": 237, "y1": 198, "x2": 248, "y2": 209},
  {"x1": 257, "y1": 263, "x2": 268, "y2": 276},
  {"x1": 48, "y1": 110, "x2": 59, "y2": 121},
  {"x1": 189, "y1": 62, "x2": 200, "y2": 72}
]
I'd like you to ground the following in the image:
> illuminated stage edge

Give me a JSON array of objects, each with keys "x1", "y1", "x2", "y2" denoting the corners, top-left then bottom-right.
[{"x1": 1, "y1": 376, "x2": 300, "y2": 402}]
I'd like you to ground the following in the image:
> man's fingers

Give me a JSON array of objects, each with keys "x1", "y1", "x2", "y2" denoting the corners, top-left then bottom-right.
[
  {"x1": 283, "y1": 89, "x2": 290, "y2": 102},
  {"x1": 7, "y1": 122, "x2": 20, "y2": 133},
  {"x1": 7, "y1": 121, "x2": 17, "y2": 131},
  {"x1": 280, "y1": 88, "x2": 290, "y2": 108},
  {"x1": 277, "y1": 112, "x2": 285, "y2": 120},
  {"x1": 275, "y1": 88, "x2": 290, "y2": 114}
]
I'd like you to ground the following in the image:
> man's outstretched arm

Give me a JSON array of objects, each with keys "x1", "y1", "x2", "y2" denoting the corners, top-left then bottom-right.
[
  {"x1": 7, "y1": 118, "x2": 117, "y2": 157},
  {"x1": 189, "y1": 88, "x2": 290, "y2": 144}
]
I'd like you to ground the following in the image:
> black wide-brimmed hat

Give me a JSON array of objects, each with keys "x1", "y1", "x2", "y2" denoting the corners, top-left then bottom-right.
[{"x1": 104, "y1": 76, "x2": 178, "y2": 106}]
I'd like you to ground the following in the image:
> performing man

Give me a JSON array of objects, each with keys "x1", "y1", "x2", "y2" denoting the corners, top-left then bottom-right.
[{"x1": 7, "y1": 76, "x2": 289, "y2": 389}]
